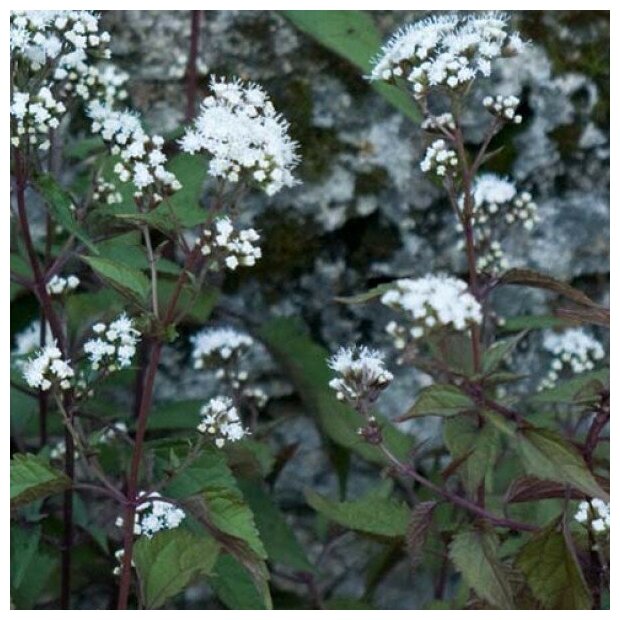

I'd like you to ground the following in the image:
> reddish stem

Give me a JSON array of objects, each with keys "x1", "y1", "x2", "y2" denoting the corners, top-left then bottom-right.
[
  {"x1": 117, "y1": 340, "x2": 163, "y2": 609},
  {"x1": 185, "y1": 10, "x2": 202, "y2": 122}
]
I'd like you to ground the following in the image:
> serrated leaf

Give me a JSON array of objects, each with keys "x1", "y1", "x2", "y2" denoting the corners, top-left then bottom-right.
[
  {"x1": 210, "y1": 554, "x2": 267, "y2": 610},
  {"x1": 529, "y1": 370, "x2": 609, "y2": 406},
  {"x1": 81, "y1": 255, "x2": 150, "y2": 303},
  {"x1": 449, "y1": 528, "x2": 515, "y2": 609},
  {"x1": 444, "y1": 414, "x2": 499, "y2": 496},
  {"x1": 259, "y1": 317, "x2": 413, "y2": 466},
  {"x1": 10, "y1": 453, "x2": 71, "y2": 509},
  {"x1": 305, "y1": 487, "x2": 410, "y2": 538},
  {"x1": 515, "y1": 427, "x2": 608, "y2": 500},
  {"x1": 503, "y1": 475, "x2": 608, "y2": 504},
  {"x1": 161, "y1": 448, "x2": 267, "y2": 560},
  {"x1": 282, "y1": 11, "x2": 420, "y2": 122},
  {"x1": 238, "y1": 480, "x2": 313, "y2": 573},
  {"x1": 516, "y1": 521, "x2": 591, "y2": 609},
  {"x1": 499, "y1": 269, "x2": 600, "y2": 309},
  {"x1": 398, "y1": 384, "x2": 474, "y2": 421},
  {"x1": 32, "y1": 174, "x2": 97, "y2": 253},
  {"x1": 133, "y1": 528, "x2": 219, "y2": 609},
  {"x1": 405, "y1": 501, "x2": 437, "y2": 567},
  {"x1": 482, "y1": 333, "x2": 526, "y2": 374}
]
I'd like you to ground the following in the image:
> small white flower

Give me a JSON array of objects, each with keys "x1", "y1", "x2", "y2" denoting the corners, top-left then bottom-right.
[
  {"x1": 197, "y1": 396, "x2": 248, "y2": 447},
  {"x1": 327, "y1": 345, "x2": 393, "y2": 405}
]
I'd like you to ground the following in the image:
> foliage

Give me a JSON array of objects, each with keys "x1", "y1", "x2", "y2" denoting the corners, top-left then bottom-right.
[{"x1": 10, "y1": 9, "x2": 609, "y2": 611}]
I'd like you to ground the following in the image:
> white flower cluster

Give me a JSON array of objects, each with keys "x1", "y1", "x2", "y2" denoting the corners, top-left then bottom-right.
[
  {"x1": 10, "y1": 87, "x2": 66, "y2": 150},
  {"x1": 382, "y1": 275, "x2": 482, "y2": 348},
  {"x1": 83, "y1": 314, "x2": 140, "y2": 372},
  {"x1": 457, "y1": 174, "x2": 539, "y2": 272},
  {"x1": 539, "y1": 329, "x2": 605, "y2": 390},
  {"x1": 483, "y1": 94, "x2": 522, "y2": 123},
  {"x1": 22, "y1": 343, "x2": 74, "y2": 391},
  {"x1": 92, "y1": 177, "x2": 123, "y2": 206},
  {"x1": 197, "y1": 396, "x2": 248, "y2": 448},
  {"x1": 575, "y1": 499, "x2": 610, "y2": 533},
  {"x1": 46, "y1": 274, "x2": 80, "y2": 296},
  {"x1": 421, "y1": 112, "x2": 456, "y2": 133},
  {"x1": 87, "y1": 102, "x2": 181, "y2": 200},
  {"x1": 55, "y1": 60, "x2": 128, "y2": 107},
  {"x1": 327, "y1": 346, "x2": 394, "y2": 405},
  {"x1": 370, "y1": 13, "x2": 524, "y2": 99},
  {"x1": 180, "y1": 76, "x2": 300, "y2": 196},
  {"x1": 420, "y1": 139, "x2": 459, "y2": 177},
  {"x1": 12, "y1": 320, "x2": 53, "y2": 362},
  {"x1": 190, "y1": 327, "x2": 253, "y2": 370},
  {"x1": 197, "y1": 217, "x2": 262, "y2": 271},
  {"x1": 115, "y1": 492, "x2": 185, "y2": 541},
  {"x1": 10, "y1": 11, "x2": 111, "y2": 74}
]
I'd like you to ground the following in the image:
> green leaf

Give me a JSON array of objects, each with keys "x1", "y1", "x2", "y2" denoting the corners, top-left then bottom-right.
[
  {"x1": 238, "y1": 480, "x2": 313, "y2": 573},
  {"x1": 133, "y1": 528, "x2": 220, "y2": 609},
  {"x1": 499, "y1": 269, "x2": 601, "y2": 309},
  {"x1": 157, "y1": 280, "x2": 218, "y2": 325},
  {"x1": 148, "y1": 399, "x2": 204, "y2": 430},
  {"x1": 334, "y1": 282, "x2": 395, "y2": 304},
  {"x1": 95, "y1": 232, "x2": 181, "y2": 275},
  {"x1": 282, "y1": 11, "x2": 420, "y2": 122},
  {"x1": 81, "y1": 255, "x2": 150, "y2": 304},
  {"x1": 210, "y1": 554, "x2": 267, "y2": 610},
  {"x1": 305, "y1": 486, "x2": 410, "y2": 538},
  {"x1": 10, "y1": 453, "x2": 71, "y2": 509},
  {"x1": 529, "y1": 369, "x2": 609, "y2": 406},
  {"x1": 515, "y1": 427, "x2": 608, "y2": 500},
  {"x1": 444, "y1": 414, "x2": 499, "y2": 496},
  {"x1": 482, "y1": 333, "x2": 526, "y2": 374},
  {"x1": 516, "y1": 521, "x2": 591, "y2": 609},
  {"x1": 499, "y1": 314, "x2": 574, "y2": 333},
  {"x1": 32, "y1": 174, "x2": 97, "y2": 253},
  {"x1": 259, "y1": 317, "x2": 413, "y2": 466},
  {"x1": 398, "y1": 384, "x2": 474, "y2": 420},
  {"x1": 162, "y1": 449, "x2": 267, "y2": 560},
  {"x1": 449, "y1": 528, "x2": 515, "y2": 609},
  {"x1": 10, "y1": 524, "x2": 56, "y2": 609}
]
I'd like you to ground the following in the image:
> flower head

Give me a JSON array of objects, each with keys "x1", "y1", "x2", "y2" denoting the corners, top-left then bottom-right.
[
  {"x1": 327, "y1": 345, "x2": 393, "y2": 405},
  {"x1": 539, "y1": 329, "x2": 605, "y2": 390},
  {"x1": 22, "y1": 342, "x2": 74, "y2": 391},
  {"x1": 197, "y1": 396, "x2": 248, "y2": 448},
  {"x1": 371, "y1": 12, "x2": 524, "y2": 99},
  {"x1": 197, "y1": 216, "x2": 262, "y2": 270},
  {"x1": 180, "y1": 76, "x2": 300, "y2": 195},
  {"x1": 190, "y1": 327, "x2": 253, "y2": 370},
  {"x1": 381, "y1": 274, "x2": 482, "y2": 348},
  {"x1": 83, "y1": 313, "x2": 140, "y2": 372}
]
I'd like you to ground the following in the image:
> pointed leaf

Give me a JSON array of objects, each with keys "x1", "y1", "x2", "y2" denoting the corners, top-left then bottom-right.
[
  {"x1": 32, "y1": 174, "x2": 97, "y2": 253},
  {"x1": 482, "y1": 332, "x2": 526, "y2": 374},
  {"x1": 11, "y1": 453, "x2": 71, "y2": 509},
  {"x1": 515, "y1": 427, "x2": 608, "y2": 500},
  {"x1": 133, "y1": 528, "x2": 219, "y2": 609},
  {"x1": 499, "y1": 269, "x2": 600, "y2": 309},
  {"x1": 305, "y1": 487, "x2": 409, "y2": 538},
  {"x1": 516, "y1": 521, "x2": 591, "y2": 609},
  {"x1": 449, "y1": 528, "x2": 515, "y2": 609},
  {"x1": 398, "y1": 384, "x2": 474, "y2": 421},
  {"x1": 81, "y1": 255, "x2": 150, "y2": 303},
  {"x1": 405, "y1": 501, "x2": 437, "y2": 567},
  {"x1": 444, "y1": 414, "x2": 499, "y2": 496}
]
